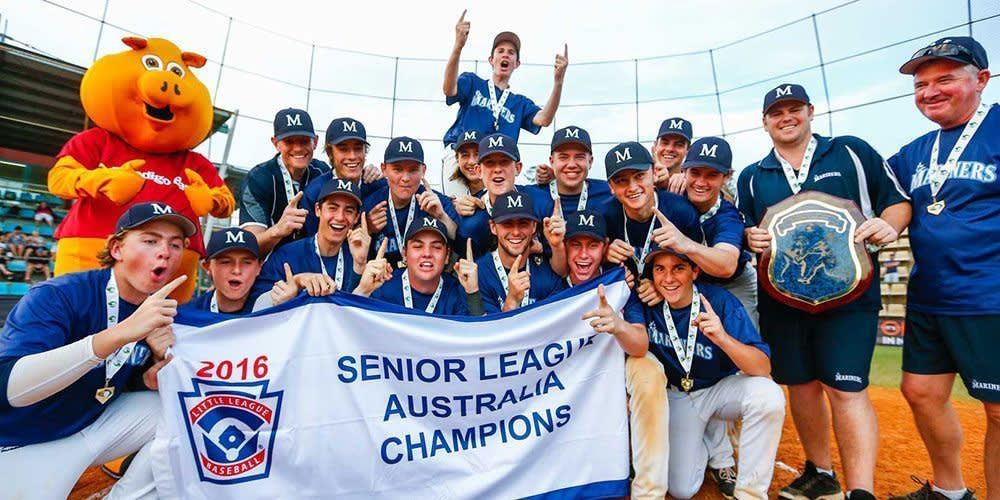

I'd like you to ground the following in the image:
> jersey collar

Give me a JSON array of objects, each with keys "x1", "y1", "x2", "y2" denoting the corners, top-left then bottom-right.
[{"x1": 758, "y1": 134, "x2": 833, "y2": 170}]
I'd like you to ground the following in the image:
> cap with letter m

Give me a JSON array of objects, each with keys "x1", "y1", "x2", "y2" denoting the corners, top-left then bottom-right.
[
  {"x1": 317, "y1": 177, "x2": 363, "y2": 206},
  {"x1": 683, "y1": 136, "x2": 732, "y2": 173},
  {"x1": 491, "y1": 191, "x2": 537, "y2": 223},
  {"x1": 899, "y1": 36, "x2": 988, "y2": 74},
  {"x1": 115, "y1": 202, "x2": 196, "y2": 236},
  {"x1": 404, "y1": 216, "x2": 449, "y2": 244},
  {"x1": 384, "y1": 136, "x2": 425, "y2": 164},
  {"x1": 207, "y1": 227, "x2": 261, "y2": 260},
  {"x1": 656, "y1": 117, "x2": 693, "y2": 143},
  {"x1": 325, "y1": 117, "x2": 369, "y2": 146},
  {"x1": 762, "y1": 83, "x2": 810, "y2": 113},
  {"x1": 551, "y1": 125, "x2": 592, "y2": 153},
  {"x1": 273, "y1": 108, "x2": 317, "y2": 141},
  {"x1": 456, "y1": 129, "x2": 481, "y2": 151},
  {"x1": 566, "y1": 209, "x2": 607, "y2": 241},
  {"x1": 478, "y1": 133, "x2": 520, "y2": 162},
  {"x1": 605, "y1": 141, "x2": 653, "y2": 179}
]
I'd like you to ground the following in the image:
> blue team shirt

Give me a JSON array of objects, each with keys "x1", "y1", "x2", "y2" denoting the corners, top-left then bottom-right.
[
  {"x1": 888, "y1": 103, "x2": 1000, "y2": 315},
  {"x1": 602, "y1": 190, "x2": 704, "y2": 275},
  {"x1": 475, "y1": 253, "x2": 566, "y2": 314},
  {"x1": 736, "y1": 134, "x2": 909, "y2": 312},
  {"x1": 239, "y1": 156, "x2": 330, "y2": 249},
  {"x1": 251, "y1": 236, "x2": 360, "y2": 298},
  {"x1": 442, "y1": 72, "x2": 542, "y2": 146},
  {"x1": 0, "y1": 269, "x2": 150, "y2": 446},
  {"x1": 522, "y1": 179, "x2": 615, "y2": 217},
  {"x1": 370, "y1": 269, "x2": 470, "y2": 316},
  {"x1": 302, "y1": 172, "x2": 387, "y2": 236},
  {"x1": 623, "y1": 283, "x2": 768, "y2": 391},
  {"x1": 184, "y1": 290, "x2": 258, "y2": 316},
  {"x1": 456, "y1": 186, "x2": 549, "y2": 258},
  {"x1": 361, "y1": 186, "x2": 461, "y2": 269},
  {"x1": 697, "y1": 198, "x2": 751, "y2": 283}
]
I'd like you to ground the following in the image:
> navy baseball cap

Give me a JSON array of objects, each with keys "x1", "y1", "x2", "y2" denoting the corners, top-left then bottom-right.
[
  {"x1": 900, "y1": 36, "x2": 989, "y2": 74},
  {"x1": 478, "y1": 133, "x2": 520, "y2": 162},
  {"x1": 491, "y1": 191, "x2": 537, "y2": 223},
  {"x1": 551, "y1": 126, "x2": 592, "y2": 153},
  {"x1": 273, "y1": 108, "x2": 317, "y2": 141},
  {"x1": 404, "y1": 215, "x2": 449, "y2": 244},
  {"x1": 605, "y1": 141, "x2": 653, "y2": 179},
  {"x1": 566, "y1": 209, "x2": 607, "y2": 241},
  {"x1": 762, "y1": 84, "x2": 810, "y2": 113},
  {"x1": 206, "y1": 228, "x2": 261, "y2": 260},
  {"x1": 456, "y1": 129, "x2": 481, "y2": 151},
  {"x1": 325, "y1": 117, "x2": 369, "y2": 145},
  {"x1": 683, "y1": 137, "x2": 733, "y2": 173},
  {"x1": 115, "y1": 202, "x2": 196, "y2": 237},
  {"x1": 384, "y1": 136, "x2": 425, "y2": 164},
  {"x1": 316, "y1": 177, "x2": 363, "y2": 206},
  {"x1": 656, "y1": 117, "x2": 693, "y2": 143},
  {"x1": 644, "y1": 241, "x2": 694, "y2": 266}
]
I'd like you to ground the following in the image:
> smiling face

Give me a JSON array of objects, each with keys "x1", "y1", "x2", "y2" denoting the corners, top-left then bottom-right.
[
  {"x1": 913, "y1": 60, "x2": 989, "y2": 128},
  {"x1": 480, "y1": 154, "x2": 522, "y2": 196},
  {"x1": 651, "y1": 252, "x2": 699, "y2": 308},
  {"x1": 489, "y1": 42, "x2": 520, "y2": 78},
  {"x1": 382, "y1": 160, "x2": 426, "y2": 202},
  {"x1": 684, "y1": 166, "x2": 729, "y2": 207},
  {"x1": 404, "y1": 231, "x2": 448, "y2": 282},
  {"x1": 328, "y1": 139, "x2": 368, "y2": 182},
  {"x1": 273, "y1": 135, "x2": 317, "y2": 173},
  {"x1": 316, "y1": 194, "x2": 360, "y2": 246},
  {"x1": 566, "y1": 235, "x2": 607, "y2": 284},
  {"x1": 490, "y1": 217, "x2": 536, "y2": 258},
  {"x1": 763, "y1": 100, "x2": 814, "y2": 147},
  {"x1": 609, "y1": 169, "x2": 655, "y2": 213},
  {"x1": 110, "y1": 220, "x2": 186, "y2": 298},
  {"x1": 550, "y1": 144, "x2": 592, "y2": 191},
  {"x1": 456, "y1": 144, "x2": 480, "y2": 183},
  {"x1": 204, "y1": 250, "x2": 262, "y2": 302},
  {"x1": 652, "y1": 135, "x2": 690, "y2": 170}
]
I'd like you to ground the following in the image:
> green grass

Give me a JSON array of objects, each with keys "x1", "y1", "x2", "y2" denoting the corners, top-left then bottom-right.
[{"x1": 870, "y1": 345, "x2": 973, "y2": 401}]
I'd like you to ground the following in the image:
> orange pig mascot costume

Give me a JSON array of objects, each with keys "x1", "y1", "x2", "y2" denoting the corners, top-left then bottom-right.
[{"x1": 48, "y1": 37, "x2": 234, "y2": 301}]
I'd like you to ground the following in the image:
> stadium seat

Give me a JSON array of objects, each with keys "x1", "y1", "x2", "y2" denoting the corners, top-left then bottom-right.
[
  {"x1": 7, "y1": 260, "x2": 26, "y2": 272},
  {"x1": 19, "y1": 208, "x2": 34, "y2": 218},
  {"x1": 3, "y1": 191, "x2": 16, "y2": 201},
  {"x1": 39, "y1": 226, "x2": 53, "y2": 237},
  {"x1": 18, "y1": 192, "x2": 33, "y2": 203},
  {"x1": 9, "y1": 282, "x2": 30, "y2": 296},
  {"x1": 0, "y1": 282, "x2": 9, "y2": 295}
]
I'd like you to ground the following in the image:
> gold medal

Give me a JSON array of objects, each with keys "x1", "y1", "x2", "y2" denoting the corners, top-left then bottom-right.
[
  {"x1": 398, "y1": 260, "x2": 407, "y2": 269},
  {"x1": 927, "y1": 200, "x2": 945, "y2": 215},
  {"x1": 681, "y1": 377, "x2": 694, "y2": 392},
  {"x1": 95, "y1": 383, "x2": 115, "y2": 405}
]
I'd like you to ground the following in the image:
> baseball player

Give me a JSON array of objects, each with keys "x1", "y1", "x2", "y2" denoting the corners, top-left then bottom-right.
[
  {"x1": 737, "y1": 83, "x2": 911, "y2": 500},
  {"x1": 443, "y1": 129, "x2": 485, "y2": 198},
  {"x1": 252, "y1": 177, "x2": 370, "y2": 302},
  {"x1": 0, "y1": 202, "x2": 192, "y2": 499},
  {"x1": 623, "y1": 245, "x2": 784, "y2": 500},
  {"x1": 355, "y1": 217, "x2": 483, "y2": 316},
  {"x1": 239, "y1": 108, "x2": 331, "y2": 253},
  {"x1": 361, "y1": 137, "x2": 461, "y2": 270},
  {"x1": 886, "y1": 37, "x2": 994, "y2": 500},
  {"x1": 652, "y1": 117, "x2": 693, "y2": 193},
  {"x1": 564, "y1": 209, "x2": 613, "y2": 287},
  {"x1": 302, "y1": 117, "x2": 386, "y2": 236},
  {"x1": 475, "y1": 191, "x2": 565, "y2": 313},
  {"x1": 439, "y1": 10, "x2": 567, "y2": 196},
  {"x1": 524, "y1": 126, "x2": 614, "y2": 218},
  {"x1": 185, "y1": 227, "x2": 263, "y2": 315}
]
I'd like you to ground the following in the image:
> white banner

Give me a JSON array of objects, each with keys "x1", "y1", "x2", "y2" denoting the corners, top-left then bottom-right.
[{"x1": 151, "y1": 273, "x2": 631, "y2": 499}]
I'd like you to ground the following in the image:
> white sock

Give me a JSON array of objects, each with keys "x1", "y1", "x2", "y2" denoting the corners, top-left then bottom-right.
[
  {"x1": 815, "y1": 466, "x2": 835, "y2": 477},
  {"x1": 932, "y1": 485, "x2": 967, "y2": 500}
]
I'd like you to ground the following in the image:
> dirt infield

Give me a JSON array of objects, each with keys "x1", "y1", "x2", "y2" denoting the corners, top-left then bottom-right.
[{"x1": 69, "y1": 386, "x2": 986, "y2": 499}]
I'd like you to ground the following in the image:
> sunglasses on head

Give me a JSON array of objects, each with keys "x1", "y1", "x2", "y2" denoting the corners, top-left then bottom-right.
[{"x1": 912, "y1": 42, "x2": 981, "y2": 66}]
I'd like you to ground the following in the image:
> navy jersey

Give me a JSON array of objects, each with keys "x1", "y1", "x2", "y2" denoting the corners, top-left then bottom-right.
[
  {"x1": 302, "y1": 172, "x2": 387, "y2": 236},
  {"x1": 888, "y1": 103, "x2": 1000, "y2": 315},
  {"x1": 184, "y1": 290, "x2": 258, "y2": 316},
  {"x1": 522, "y1": 179, "x2": 615, "y2": 218},
  {"x1": 0, "y1": 269, "x2": 149, "y2": 446},
  {"x1": 602, "y1": 190, "x2": 704, "y2": 275},
  {"x1": 362, "y1": 186, "x2": 461, "y2": 269},
  {"x1": 623, "y1": 283, "x2": 768, "y2": 391},
  {"x1": 698, "y1": 198, "x2": 752, "y2": 283},
  {"x1": 442, "y1": 72, "x2": 542, "y2": 146},
  {"x1": 736, "y1": 134, "x2": 909, "y2": 312},
  {"x1": 251, "y1": 236, "x2": 360, "y2": 297},
  {"x1": 456, "y1": 186, "x2": 549, "y2": 258},
  {"x1": 370, "y1": 269, "x2": 470, "y2": 316},
  {"x1": 239, "y1": 156, "x2": 330, "y2": 249},
  {"x1": 475, "y1": 252, "x2": 566, "y2": 314}
]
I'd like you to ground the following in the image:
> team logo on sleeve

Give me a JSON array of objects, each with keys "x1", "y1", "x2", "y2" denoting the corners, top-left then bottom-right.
[{"x1": 179, "y1": 379, "x2": 284, "y2": 484}]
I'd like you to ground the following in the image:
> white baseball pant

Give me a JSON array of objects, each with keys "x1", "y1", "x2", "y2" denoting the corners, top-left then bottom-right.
[{"x1": 625, "y1": 352, "x2": 669, "y2": 499}]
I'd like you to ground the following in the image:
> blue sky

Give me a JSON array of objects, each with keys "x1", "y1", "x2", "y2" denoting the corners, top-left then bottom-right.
[{"x1": 1, "y1": 0, "x2": 997, "y2": 186}]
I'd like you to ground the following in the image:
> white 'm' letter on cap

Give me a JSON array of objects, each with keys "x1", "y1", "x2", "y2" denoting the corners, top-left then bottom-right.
[
  {"x1": 337, "y1": 179, "x2": 353, "y2": 190},
  {"x1": 151, "y1": 203, "x2": 171, "y2": 215},
  {"x1": 614, "y1": 147, "x2": 632, "y2": 164},
  {"x1": 669, "y1": 119, "x2": 684, "y2": 129},
  {"x1": 578, "y1": 213, "x2": 595, "y2": 226},
  {"x1": 342, "y1": 121, "x2": 358, "y2": 133},
  {"x1": 507, "y1": 195, "x2": 523, "y2": 208},
  {"x1": 423, "y1": 217, "x2": 438, "y2": 227},
  {"x1": 488, "y1": 136, "x2": 504, "y2": 148},
  {"x1": 700, "y1": 143, "x2": 719, "y2": 158},
  {"x1": 775, "y1": 85, "x2": 793, "y2": 98},
  {"x1": 463, "y1": 131, "x2": 476, "y2": 141},
  {"x1": 286, "y1": 113, "x2": 303, "y2": 127},
  {"x1": 565, "y1": 128, "x2": 580, "y2": 138},
  {"x1": 225, "y1": 230, "x2": 245, "y2": 244},
  {"x1": 399, "y1": 141, "x2": 413, "y2": 153}
]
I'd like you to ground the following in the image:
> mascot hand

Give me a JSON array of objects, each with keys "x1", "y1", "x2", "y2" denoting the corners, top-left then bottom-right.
[
  {"x1": 209, "y1": 184, "x2": 236, "y2": 218},
  {"x1": 83, "y1": 159, "x2": 146, "y2": 205},
  {"x1": 183, "y1": 168, "x2": 214, "y2": 216}
]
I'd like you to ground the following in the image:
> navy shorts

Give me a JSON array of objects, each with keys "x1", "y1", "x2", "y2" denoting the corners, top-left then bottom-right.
[
  {"x1": 759, "y1": 306, "x2": 877, "y2": 392},
  {"x1": 903, "y1": 310, "x2": 1000, "y2": 403}
]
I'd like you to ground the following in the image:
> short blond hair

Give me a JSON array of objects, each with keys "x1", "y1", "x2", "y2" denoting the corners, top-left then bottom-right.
[{"x1": 96, "y1": 230, "x2": 129, "y2": 268}]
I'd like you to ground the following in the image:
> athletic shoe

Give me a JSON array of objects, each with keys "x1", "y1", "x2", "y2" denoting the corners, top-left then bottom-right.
[
  {"x1": 888, "y1": 476, "x2": 977, "y2": 500},
  {"x1": 708, "y1": 465, "x2": 737, "y2": 500},
  {"x1": 779, "y1": 461, "x2": 843, "y2": 500}
]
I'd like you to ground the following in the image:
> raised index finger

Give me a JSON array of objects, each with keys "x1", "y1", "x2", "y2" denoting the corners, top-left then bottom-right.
[
  {"x1": 700, "y1": 296, "x2": 715, "y2": 315},
  {"x1": 284, "y1": 262, "x2": 295, "y2": 282},
  {"x1": 458, "y1": 9, "x2": 467, "y2": 22},
  {"x1": 597, "y1": 284, "x2": 609, "y2": 307},
  {"x1": 654, "y1": 208, "x2": 673, "y2": 228},
  {"x1": 376, "y1": 238, "x2": 387, "y2": 260},
  {"x1": 360, "y1": 212, "x2": 368, "y2": 232},
  {"x1": 564, "y1": 43, "x2": 568, "y2": 58},
  {"x1": 466, "y1": 238, "x2": 473, "y2": 261},
  {"x1": 553, "y1": 197, "x2": 562, "y2": 218},
  {"x1": 289, "y1": 191, "x2": 303, "y2": 209},
  {"x1": 152, "y1": 275, "x2": 187, "y2": 299},
  {"x1": 511, "y1": 254, "x2": 523, "y2": 273}
]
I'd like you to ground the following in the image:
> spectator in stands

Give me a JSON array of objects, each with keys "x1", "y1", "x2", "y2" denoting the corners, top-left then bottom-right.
[
  {"x1": 24, "y1": 241, "x2": 51, "y2": 282},
  {"x1": 6, "y1": 226, "x2": 26, "y2": 258},
  {"x1": 34, "y1": 202, "x2": 54, "y2": 227},
  {"x1": 0, "y1": 241, "x2": 13, "y2": 279}
]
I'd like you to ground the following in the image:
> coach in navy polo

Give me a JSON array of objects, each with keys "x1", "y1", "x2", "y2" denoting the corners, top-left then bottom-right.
[
  {"x1": 524, "y1": 126, "x2": 613, "y2": 218},
  {"x1": 887, "y1": 36, "x2": 996, "y2": 500},
  {"x1": 239, "y1": 108, "x2": 330, "y2": 253},
  {"x1": 737, "y1": 83, "x2": 910, "y2": 500}
]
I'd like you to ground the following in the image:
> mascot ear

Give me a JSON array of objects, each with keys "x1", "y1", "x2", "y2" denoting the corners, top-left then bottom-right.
[
  {"x1": 122, "y1": 36, "x2": 148, "y2": 50},
  {"x1": 181, "y1": 51, "x2": 206, "y2": 69}
]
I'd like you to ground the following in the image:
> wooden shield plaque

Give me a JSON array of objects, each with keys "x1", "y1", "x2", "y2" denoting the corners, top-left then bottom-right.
[{"x1": 757, "y1": 191, "x2": 874, "y2": 314}]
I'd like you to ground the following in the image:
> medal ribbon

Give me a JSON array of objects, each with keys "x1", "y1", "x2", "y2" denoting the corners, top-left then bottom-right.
[
  {"x1": 487, "y1": 79, "x2": 511, "y2": 131},
  {"x1": 492, "y1": 250, "x2": 530, "y2": 308},
  {"x1": 549, "y1": 180, "x2": 588, "y2": 212},
  {"x1": 388, "y1": 194, "x2": 417, "y2": 257},
  {"x1": 402, "y1": 271, "x2": 444, "y2": 313},
  {"x1": 776, "y1": 136, "x2": 818, "y2": 194},
  {"x1": 314, "y1": 236, "x2": 345, "y2": 289},
  {"x1": 928, "y1": 102, "x2": 990, "y2": 200},
  {"x1": 623, "y1": 196, "x2": 658, "y2": 274},
  {"x1": 102, "y1": 270, "x2": 134, "y2": 386},
  {"x1": 662, "y1": 284, "x2": 701, "y2": 379}
]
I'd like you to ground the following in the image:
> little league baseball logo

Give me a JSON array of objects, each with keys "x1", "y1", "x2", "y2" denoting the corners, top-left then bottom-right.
[{"x1": 178, "y1": 379, "x2": 284, "y2": 484}]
